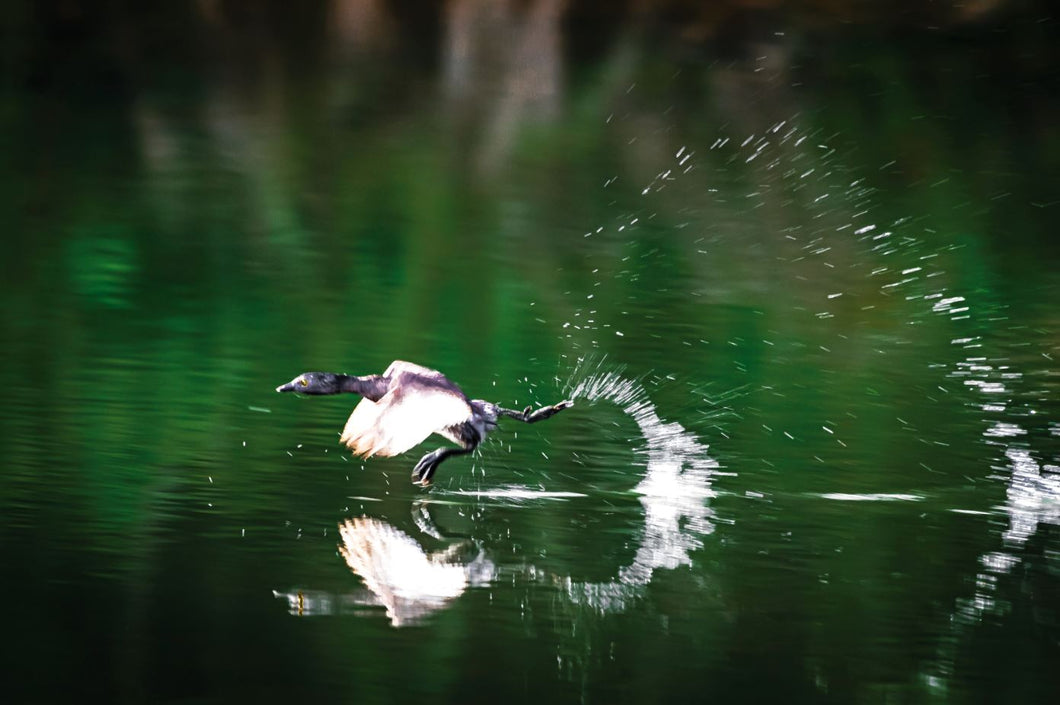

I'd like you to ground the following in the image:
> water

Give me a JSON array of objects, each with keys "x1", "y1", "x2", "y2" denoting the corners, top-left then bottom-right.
[{"x1": 2, "y1": 3, "x2": 1058, "y2": 703}]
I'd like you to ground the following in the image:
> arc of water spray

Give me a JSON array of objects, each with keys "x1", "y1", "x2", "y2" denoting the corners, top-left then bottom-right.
[{"x1": 556, "y1": 356, "x2": 719, "y2": 612}]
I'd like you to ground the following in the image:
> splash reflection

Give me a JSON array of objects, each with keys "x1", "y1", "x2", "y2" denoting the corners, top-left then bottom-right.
[
  {"x1": 927, "y1": 303, "x2": 1059, "y2": 684},
  {"x1": 952, "y1": 445, "x2": 1059, "y2": 625}
]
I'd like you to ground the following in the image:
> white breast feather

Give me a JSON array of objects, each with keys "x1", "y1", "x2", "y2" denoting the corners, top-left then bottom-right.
[{"x1": 341, "y1": 383, "x2": 472, "y2": 458}]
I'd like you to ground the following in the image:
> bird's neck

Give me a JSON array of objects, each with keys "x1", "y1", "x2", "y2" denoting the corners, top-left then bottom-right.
[
  {"x1": 339, "y1": 374, "x2": 388, "y2": 401},
  {"x1": 335, "y1": 374, "x2": 359, "y2": 394}
]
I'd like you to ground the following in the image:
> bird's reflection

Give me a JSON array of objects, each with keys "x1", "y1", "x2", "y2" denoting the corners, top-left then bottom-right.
[
  {"x1": 275, "y1": 517, "x2": 496, "y2": 627},
  {"x1": 339, "y1": 517, "x2": 496, "y2": 627}
]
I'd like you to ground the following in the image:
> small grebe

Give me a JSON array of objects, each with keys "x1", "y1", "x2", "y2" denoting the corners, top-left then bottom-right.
[{"x1": 277, "y1": 360, "x2": 572, "y2": 485}]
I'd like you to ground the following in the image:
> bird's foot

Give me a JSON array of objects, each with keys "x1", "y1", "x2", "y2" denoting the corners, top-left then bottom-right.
[
  {"x1": 411, "y1": 449, "x2": 443, "y2": 486},
  {"x1": 525, "y1": 399, "x2": 574, "y2": 422}
]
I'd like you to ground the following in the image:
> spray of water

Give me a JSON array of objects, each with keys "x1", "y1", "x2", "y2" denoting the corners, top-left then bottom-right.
[{"x1": 555, "y1": 355, "x2": 718, "y2": 612}]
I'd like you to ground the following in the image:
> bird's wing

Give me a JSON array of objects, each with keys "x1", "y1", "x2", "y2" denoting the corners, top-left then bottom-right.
[
  {"x1": 383, "y1": 360, "x2": 446, "y2": 380},
  {"x1": 340, "y1": 377, "x2": 472, "y2": 458}
]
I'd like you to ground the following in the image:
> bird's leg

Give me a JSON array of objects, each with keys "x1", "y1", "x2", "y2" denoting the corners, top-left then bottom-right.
[
  {"x1": 497, "y1": 400, "x2": 574, "y2": 424},
  {"x1": 411, "y1": 446, "x2": 474, "y2": 485}
]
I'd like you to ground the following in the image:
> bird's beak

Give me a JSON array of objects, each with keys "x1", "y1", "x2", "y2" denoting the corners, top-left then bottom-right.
[{"x1": 276, "y1": 382, "x2": 297, "y2": 393}]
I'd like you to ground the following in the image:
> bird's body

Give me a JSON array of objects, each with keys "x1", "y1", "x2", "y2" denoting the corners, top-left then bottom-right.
[
  {"x1": 338, "y1": 361, "x2": 496, "y2": 459},
  {"x1": 276, "y1": 360, "x2": 572, "y2": 484}
]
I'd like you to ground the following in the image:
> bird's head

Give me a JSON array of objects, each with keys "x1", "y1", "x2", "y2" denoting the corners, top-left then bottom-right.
[{"x1": 276, "y1": 372, "x2": 345, "y2": 395}]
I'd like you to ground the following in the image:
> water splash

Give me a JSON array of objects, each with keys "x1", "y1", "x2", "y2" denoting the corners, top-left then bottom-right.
[
  {"x1": 440, "y1": 486, "x2": 588, "y2": 501},
  {"x1": 816, "y1": 493, "x2": 925, "y2": 502},
  {"x1": 558, "y1": 356, "x2": 718, "y2": 612}
]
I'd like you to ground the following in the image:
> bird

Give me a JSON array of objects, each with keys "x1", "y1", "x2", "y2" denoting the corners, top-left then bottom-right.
[{"x1": 276, "y1": 360, "x2": 573, "y2": 485}]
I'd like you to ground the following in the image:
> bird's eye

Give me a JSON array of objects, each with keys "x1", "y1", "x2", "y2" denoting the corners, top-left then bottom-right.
[{"x1": 299, "y1": 378, "x2": 308, "y2": 387}]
